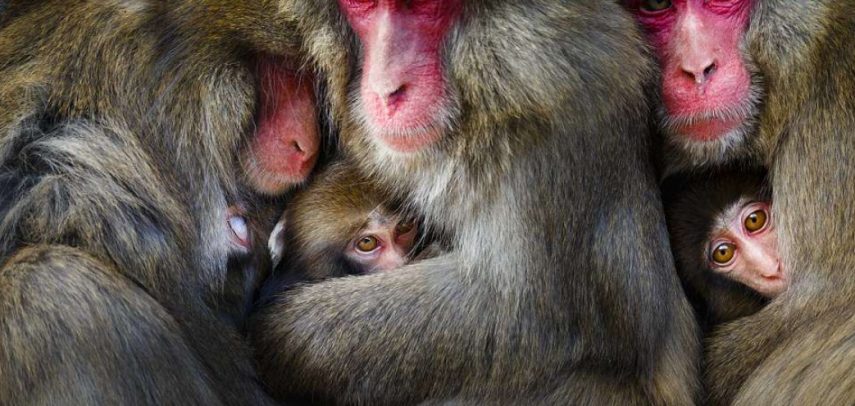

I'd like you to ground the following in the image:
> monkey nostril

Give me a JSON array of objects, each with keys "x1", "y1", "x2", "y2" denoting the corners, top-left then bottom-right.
[
  {"x1": 389, "y1": 85, "x2": 406, "y2": 99},
  {"x1": 703, "y1": 63, "x2": 716, "y2": 79},
  {"x1": 681, "y1": 61, "x2": 717, "y2": 85},
  {"x1": 291, "y1": 140, "x2": 304, "y2": 154},
  {"x1": 380, "y1": 84, "x2": 407, "y2": 108}
]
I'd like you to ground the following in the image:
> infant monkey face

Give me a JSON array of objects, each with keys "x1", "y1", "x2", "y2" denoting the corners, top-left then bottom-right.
[
  {"x1": 707, "y1": 201, "x2": 786, "y2": 298},
  {"x1": 346, "y1": 210, "x2": 418, "y2": 274}
]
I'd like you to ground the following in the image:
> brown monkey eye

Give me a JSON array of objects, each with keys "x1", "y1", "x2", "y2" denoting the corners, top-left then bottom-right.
[
  {"x1": 641, "y1": 0, "x2": 672, "y2": 11},
  {"x1": 710, "y1": 242, "x2": 736, "y2": 265},
  {"x1": 744, "y1": 209, "x2": 768, "y2": 233},
  {"x1": 356, "y1": 236, "x2": 379, "y2": 252}
]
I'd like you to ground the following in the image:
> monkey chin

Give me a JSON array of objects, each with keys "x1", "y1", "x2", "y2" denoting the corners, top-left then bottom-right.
[
  {"x1": 660, "y1": 106, "x2": 762, "y2": 172},
  {"x1": 375, "y1": 126, "x2": 444, "y2": 154}
]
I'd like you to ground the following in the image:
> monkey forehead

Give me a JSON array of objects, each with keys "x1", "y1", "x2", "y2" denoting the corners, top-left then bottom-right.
[
  {"x1": 712, "y1": 196, "x2": 756, "y2": 233},
  {"x1": 366, "y1": 205, "x2": 399, "y2": 226}
]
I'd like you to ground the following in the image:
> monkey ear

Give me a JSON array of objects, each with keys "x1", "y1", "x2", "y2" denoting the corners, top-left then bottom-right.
[{"x1": 268, "y1": 217, "x2": 287, "y2": 269}]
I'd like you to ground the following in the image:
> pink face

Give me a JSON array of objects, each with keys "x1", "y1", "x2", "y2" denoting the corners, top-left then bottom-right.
[
  {"x1": 707, "y1": 200, "x2": 786, "y2": 298},
  {"x1": 626, "y1": 0, "x2": 755, "y2": 143},
  {"x1": 344, "y1": 213, "x2": 417, "y2": 274},
  {"x1": 338, "y1": 0, "x2": 461, "y2": 153},
  {"x1": 243, "y1": 56, "x2": 320, "y2": 195}
]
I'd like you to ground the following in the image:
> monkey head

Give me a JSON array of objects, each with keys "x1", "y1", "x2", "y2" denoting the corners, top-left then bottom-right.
[
  {"x1": 665, "y1": 169, "x2": 779, "y2": 323},
  {"x1": 267, "y1": 161, "x2": 419, "y2": 279},
  {"x1": 171, "y1": 3, "x2": 322, "y2": 195},
  {"x1": 705, "y1": 197, "x2": 785, "y2": 298},
  {"x1": 623, "y1": 0, "x2": 765, "y2": 169},
  {"x1": 336, "y1": 0, "x2": 463, "y2": 154}
]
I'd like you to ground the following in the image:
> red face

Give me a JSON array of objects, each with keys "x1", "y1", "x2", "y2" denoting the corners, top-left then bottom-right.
[
  {"x1": 243, "y1": 56, "x2": 320, "y2": 195},
  {"x1": 344, "y1": 213, "x2": 417, "y2": 274},
  {"x1": 626, "y1": 0, "x2": 757, "y2": 147},
  {"x1": 707, "y1": 200, "x2": 786, "y2": 298},
  {"x1": 338, "y1": 0, "x2": 461, "y2": 153}
]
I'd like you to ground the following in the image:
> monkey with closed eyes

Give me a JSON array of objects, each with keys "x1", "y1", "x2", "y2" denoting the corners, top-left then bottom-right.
[{"x1": 665, "y1": 170, "x2": 783, "y2": 328}]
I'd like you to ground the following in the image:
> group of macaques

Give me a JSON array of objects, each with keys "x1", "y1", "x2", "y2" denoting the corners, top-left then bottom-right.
[{"x1": 1, "y1": 0, "x2": 853, "y2": 404}]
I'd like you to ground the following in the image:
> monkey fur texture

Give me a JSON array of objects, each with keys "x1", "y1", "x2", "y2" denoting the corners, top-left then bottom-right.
[{"x1": 253, "y1": 1, "x2": 700, "y2": 404}]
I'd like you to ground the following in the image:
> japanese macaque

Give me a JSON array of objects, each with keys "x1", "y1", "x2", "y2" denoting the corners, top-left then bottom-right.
[
  {"x1": 665, "y1": 171, "x2": 780, "y2": 327},
  {"x1": 0, "y1": 1, "x2": 318, "y2": 404},
  {"x1": 267, "y1": 162, "x2": 420, "y2": 281},
  {"x1": 626, "y1": 0, "x2": 855, "y2": 404},
  {"x1": 252, "y1": 1, "x2": 699, "y2": 404}
]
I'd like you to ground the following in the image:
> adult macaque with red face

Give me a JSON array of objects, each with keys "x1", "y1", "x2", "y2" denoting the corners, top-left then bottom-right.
[
  {"x1": 0, "y1": 2, "x2": 319, "y2": 404},
  {"x1": 626, "y1": 0, "x2": 763, "y2": 169},
  {"x1": 253, "y1": 1, "x2": 699, "y2": 404},
  {"x1": 628, "y1": 0, "x2": 855, "y2": 404}
]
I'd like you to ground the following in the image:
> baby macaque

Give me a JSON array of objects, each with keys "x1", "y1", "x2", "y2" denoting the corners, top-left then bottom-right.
[
  {"x1": 665, "y1": 170, "x2": 786, "y2": 326},
  {"x1": 268, "y1": 161, "x2": 420, "y2": 282}
]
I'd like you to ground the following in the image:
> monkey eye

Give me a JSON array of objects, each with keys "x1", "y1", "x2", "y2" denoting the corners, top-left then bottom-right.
[
  {"x1": 710, "y1": 242, "x2": 736, "y2": 265},
  {"x1": 743, "y1": 208, "x2": 768, "y2": 233},
  {"x1": 355, "y1": 235, "x2": 380, "y2": 253},
  {"x1": 641, "y1": 0, "x2": 672, "y2": 12}
]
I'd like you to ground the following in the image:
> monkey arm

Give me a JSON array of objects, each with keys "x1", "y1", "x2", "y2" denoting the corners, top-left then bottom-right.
[
  {"x1": 254, "y1": 253, "x2": 497, "y2": 404},
  {"x1": 0, "y1": 121, "x2": 275, "y2": 405},
  {"x1": 0, "y1": 246, "x2": 226, "y2": 405}
]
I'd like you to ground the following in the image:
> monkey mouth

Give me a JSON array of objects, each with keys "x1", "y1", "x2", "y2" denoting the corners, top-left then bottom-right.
[
  {"x1": 375, "y1": 125, "x2": 444, "y2": 153},
  {"x1": 666, "y1": 115, "x2": 745, "y2": 142}
]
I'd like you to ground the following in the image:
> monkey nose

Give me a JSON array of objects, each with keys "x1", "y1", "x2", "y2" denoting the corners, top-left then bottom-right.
[
  {"x1": 288, "y1": 137, "x2": 319, "y2": 170},
  {"x1": 378, "y1": 85, "x2": 407, "y2": 114},
  {"x1": 681, "y1": 60, "x2": 717, "y2": 86},
  {"x1": 372, "y1": 82, "x2": 408, "y2": 114}
]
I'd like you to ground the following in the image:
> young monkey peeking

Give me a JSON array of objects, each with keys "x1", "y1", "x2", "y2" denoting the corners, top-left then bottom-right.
[
  {"x1": 666, "y1": 170, "x2": 787, "y2": 325},
  {"x1": 268, "y1": 161, "x2": 421, "y2": 282},
  {"x1": 705, "y1": 197, "x2": 784, "y2": 298}
]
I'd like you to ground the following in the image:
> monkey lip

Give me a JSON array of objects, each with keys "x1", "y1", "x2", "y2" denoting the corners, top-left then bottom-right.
[
  {"x1": 375, "y1": 126, "x2": 443, "y2": 153},
  {"x1": 670, "y1": 115, "x2": 744, "y2": 142}
]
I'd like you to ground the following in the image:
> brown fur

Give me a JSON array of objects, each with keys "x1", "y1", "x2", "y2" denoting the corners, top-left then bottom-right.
[
  {"x1": 0, "y1": 1, "x2": 311, "y2": 403},
  {"x1": 269, "y1": 160, "x2": 410, "y2": 281},
  {"x1": 651, "y1": 0, "x2": 855, "y2": 404},
  {"x1": 253, "y1": 1, "x2": 700, "y2": 404}
]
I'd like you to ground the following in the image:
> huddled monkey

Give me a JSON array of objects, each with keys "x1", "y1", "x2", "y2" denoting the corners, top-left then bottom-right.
[
  {"x1": 625, "y1": 0, "x2": 855, "y2": 404},
  {"x1": 253, "y1": 1, "x2": 699, "y2": 404},
  {"x1": 665, "y1": 170, "x2": 784, "y2": 328},
  {"x1": 267, "y1": 161, "x2": 423, "y2": 282},
  {"x1": 0, "y1": 1, "x2": 319, "y2": 404}
]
